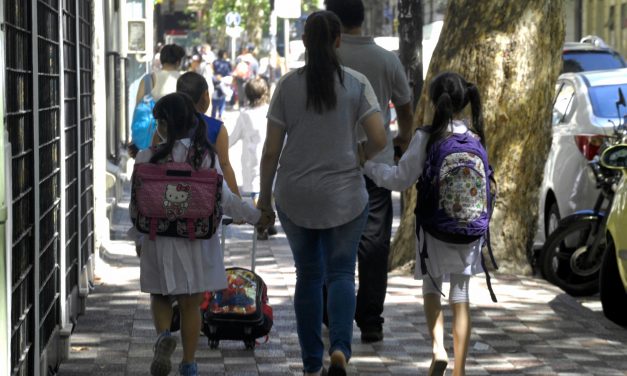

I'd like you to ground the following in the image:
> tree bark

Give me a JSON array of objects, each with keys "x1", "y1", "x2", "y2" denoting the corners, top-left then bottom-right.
[
  {"x1": 398, "y1": 0, "x2": 423, "y2": 109},
  {"x1": 390, "y1": 0, "x2": 564, "y2": 274}
]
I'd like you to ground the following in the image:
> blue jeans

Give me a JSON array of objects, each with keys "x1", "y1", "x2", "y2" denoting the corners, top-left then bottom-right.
[
  {"x1": 211, "y1": 97, "x2": 226, "y2": 119},
  {"x1": 277, "y1": 205, "x2": 369, "y2": 373}
]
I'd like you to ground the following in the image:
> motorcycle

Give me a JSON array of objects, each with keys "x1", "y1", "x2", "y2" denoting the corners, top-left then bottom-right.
[{"x1": 539, "y1": 88, "x2": 627, "y2": 296}]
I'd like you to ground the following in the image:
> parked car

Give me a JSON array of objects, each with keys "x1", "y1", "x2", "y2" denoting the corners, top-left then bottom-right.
[
  {"x1": 599, "y1": 143, "x2": 627, "y2": 326},
  {"x1": 534, "y1": 69, "x2": 627, "y2": 249},
  {"x1": 562, "y1": 36, "x2": 626, "y2": 73}
]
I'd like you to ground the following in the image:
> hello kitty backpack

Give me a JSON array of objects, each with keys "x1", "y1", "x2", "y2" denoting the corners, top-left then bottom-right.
[{"x1": 129, "y1": 147, "x2": 223, "y2": 240}]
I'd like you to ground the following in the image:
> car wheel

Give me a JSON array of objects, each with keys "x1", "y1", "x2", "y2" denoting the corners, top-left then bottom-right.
[
  {"x1": 600, "y1": 240, "x2": 627, "y2": 327},
  {"x1": 546, "y1": 202, "x2": 560, "y2": 238}
]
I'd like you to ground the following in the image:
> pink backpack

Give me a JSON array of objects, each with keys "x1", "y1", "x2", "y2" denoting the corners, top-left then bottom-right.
[{"x1": 130, "y1": 149, "x2": 223, "y2": 240}]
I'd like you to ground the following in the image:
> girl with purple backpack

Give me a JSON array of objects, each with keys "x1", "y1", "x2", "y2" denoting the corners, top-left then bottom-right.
[{"x1": 363, "y1": 72, "x2": 495, "y2": 376}]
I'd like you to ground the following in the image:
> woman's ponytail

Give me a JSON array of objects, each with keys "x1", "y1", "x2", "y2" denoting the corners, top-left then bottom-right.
[{"x1": 302, "y1": 11, "x2": 343, "y2": 113}]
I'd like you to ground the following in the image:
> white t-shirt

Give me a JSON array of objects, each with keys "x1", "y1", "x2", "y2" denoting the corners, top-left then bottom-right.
[
  {"x1": 229, "y1": 104, "x2": 269, "y2": 193},
  {"x1": 151, "y1": 70, "x2": 181, "y2": 101}
]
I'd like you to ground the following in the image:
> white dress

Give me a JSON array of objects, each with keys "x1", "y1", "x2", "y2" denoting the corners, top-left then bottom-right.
[
  {"x1": 129, "y1": 139, "x2": 261, "y2": 295},
  {"x1": 363, "y1": 120, "x2": 484, "y2": 279}
]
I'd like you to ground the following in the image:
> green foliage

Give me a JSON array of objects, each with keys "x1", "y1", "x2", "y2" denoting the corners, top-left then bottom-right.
[{"x1": 193, "y1": 0, "x2": 320, "y2": 48}]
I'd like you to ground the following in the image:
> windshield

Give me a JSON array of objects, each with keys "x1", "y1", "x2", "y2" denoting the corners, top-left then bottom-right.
[
  {"x1": 588, "y1": 84, "x2": 627, "y2": 118},
  {"x1": 562, "y1": 52, "x2": 626, "y2": 73}
]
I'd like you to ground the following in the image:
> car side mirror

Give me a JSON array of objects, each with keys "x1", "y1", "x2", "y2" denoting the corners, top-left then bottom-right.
[{"x1": 600, "y1": 144, "x2": 627, "y2": 170}]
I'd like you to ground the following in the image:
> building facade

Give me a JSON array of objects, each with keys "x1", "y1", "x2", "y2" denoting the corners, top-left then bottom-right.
[
  {"x1": 0, "y1": 0, "x2": 120, "y2": 374},
  {"x1": 582, "y1": 0, "x2": 627, "y2": 56}
]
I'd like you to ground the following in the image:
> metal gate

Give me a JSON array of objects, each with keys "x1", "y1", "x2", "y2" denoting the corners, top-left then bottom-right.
[{"x1": 3, "y1": 0, "x2": 94, "y2": 374}]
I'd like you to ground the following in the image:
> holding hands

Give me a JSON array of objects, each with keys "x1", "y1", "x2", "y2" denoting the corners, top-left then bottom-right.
[{"x1": 257, "y1": 206, "x2": 276, "y2": 232}]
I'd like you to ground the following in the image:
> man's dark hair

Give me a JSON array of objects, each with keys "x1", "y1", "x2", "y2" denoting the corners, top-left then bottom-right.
[
  {"x1": 324, "y1": 0, "x2": 364, "y2": 29},
  {"x1": 176, "y1": 72, "x2": 208, "y2": 104},
  {"x1": 159, "y1": 44, "x2": 186, "y2": 65}
]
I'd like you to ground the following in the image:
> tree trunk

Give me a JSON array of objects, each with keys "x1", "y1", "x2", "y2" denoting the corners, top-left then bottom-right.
[
  {"x1": 398, "y1": 0, "x2": 423, "y2": 109},
  {"x1": 390, "y1": 0, "x2": 564, "y2": 274}
]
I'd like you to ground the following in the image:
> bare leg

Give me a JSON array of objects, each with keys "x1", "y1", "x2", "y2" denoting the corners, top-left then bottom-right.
[
  {"x1": 424, "y1": 293, "x2": 448, "y2": 375},
  {"x1": 151, "y1": 294, "x2": 173, "y2": 333},
  {"x1": 451, "y1": 302, "x2": 471, "y2": 376},
  {"x1": 176, "y1": 293, "x2": 204, "y2": 363}
]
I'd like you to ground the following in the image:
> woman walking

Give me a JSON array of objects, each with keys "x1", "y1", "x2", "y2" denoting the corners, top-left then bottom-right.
[{"x1": 256, "y1": 11, "x2": 386, "y2": 376}]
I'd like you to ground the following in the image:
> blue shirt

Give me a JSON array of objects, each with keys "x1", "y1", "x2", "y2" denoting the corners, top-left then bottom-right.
[{"x1": 202, "y1": 114, "x2": 222, "y2": 144}]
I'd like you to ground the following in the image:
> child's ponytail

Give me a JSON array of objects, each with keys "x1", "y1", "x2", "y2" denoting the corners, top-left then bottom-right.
[
  {"x1": 428, "y1": 92, "x2": 454, "y2": 150},
  {"x1": 466, "y1": 83, "x2": 486, "y2": 147}
]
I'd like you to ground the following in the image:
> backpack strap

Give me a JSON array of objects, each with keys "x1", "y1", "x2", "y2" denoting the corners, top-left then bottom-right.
[
  {"x1": 482, "y1": 228, "x2": 498, "y2": 303},
  {"x1": 149, "y1": 217, "x2": 158, "y2": 240},
  {"x1": 187, "y1": 219, "x2": 196, "y2": 241}
]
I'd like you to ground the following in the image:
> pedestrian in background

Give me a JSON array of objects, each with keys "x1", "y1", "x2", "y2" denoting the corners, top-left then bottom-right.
[
  {"x1": 325, "y1": 0, "x2": 415, "y2": 343},
  {"x1": 362, "y1": 72, "x2": 488, "y2": 376},
  {"x1": 129, "y1": 43, "x2": 186, "y2": 158},
  {"x1": 232, "y1": 45, "x2": 259, "y2": 109},
  {"x1": 129, "y1": 92, "x2": 269, "y2": 376},
  {"x1": 256, "y1": 11, "x2": 386, "y2": 376},
  {"x1": 212, "y1": 49, "x2": 233, "y2": 118},
  {"x1": 228, "y1": 77, "x2": 277, "y2": 239}
]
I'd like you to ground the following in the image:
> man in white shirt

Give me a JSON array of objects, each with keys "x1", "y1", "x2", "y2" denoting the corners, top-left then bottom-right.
[{"x1": 326, "y1": 0, "x2": 414, "y2": 343}]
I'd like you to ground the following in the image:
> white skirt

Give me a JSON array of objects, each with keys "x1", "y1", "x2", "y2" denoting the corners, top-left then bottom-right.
[
  {"x1": 139, "y1": 230, "x2": 228, "y2": 296},
  {"x1": 414, "y1": 228, "x2": 484, "y2": 280}
]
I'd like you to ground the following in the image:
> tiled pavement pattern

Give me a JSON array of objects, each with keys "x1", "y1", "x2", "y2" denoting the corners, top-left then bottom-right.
[{"x1": 58, "y1": 186, "x2": 627, "y2": 375}]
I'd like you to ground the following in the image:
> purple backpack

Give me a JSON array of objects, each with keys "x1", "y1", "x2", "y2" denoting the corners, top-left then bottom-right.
[
  {"x1": 415, "y1": 129, "x2": 499, "y2": 302},
  {"x1": 415, "y1": 130, "x2": 494, "y2": 241}
]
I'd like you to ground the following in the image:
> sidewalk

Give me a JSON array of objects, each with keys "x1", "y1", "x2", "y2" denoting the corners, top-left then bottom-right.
[{"x1": 57, "y1": 183, "x2": 627, "y2": 376}]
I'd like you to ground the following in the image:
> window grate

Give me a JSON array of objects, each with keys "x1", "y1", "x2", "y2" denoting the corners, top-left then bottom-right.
[
  {"x1": 78, "y1": 0, "x2": 94, "y2": 267},
  {"x1": 36, "y1": 0, "x2": 61, "y2": 359},
  {"x1": 4, "y1": 0, "x2": 34, "y2": 374}
]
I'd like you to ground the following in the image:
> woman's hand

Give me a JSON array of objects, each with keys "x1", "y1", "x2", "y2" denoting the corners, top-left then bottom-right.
[{"x1": 256, "y1": 207, "x2": 276, "y2": 232}]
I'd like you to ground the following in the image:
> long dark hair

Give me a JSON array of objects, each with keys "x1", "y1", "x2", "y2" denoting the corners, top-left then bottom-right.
[
  {"x1": 427, "y1": 72, "x2": 485, "y2": 150},
  {"x1": 150, "y1": 92, "x2": 215, "y2": 169},
  {"x1": 301, "y1": 11, "x2": 343, "y2": 113}
]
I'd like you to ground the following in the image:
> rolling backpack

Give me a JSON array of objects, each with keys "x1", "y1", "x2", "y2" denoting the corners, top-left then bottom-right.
[
  {"x1": 201, "y1": 221, "x2": 273, "y2": 349},
  {"x1": 414, "y1": 127, "x2": 499, "y2": 302},
  {"x1": 129, "y1": 147, "x2": 223, "y2": 240},
  {"x1": 200, "y1": 267, "x2": 273, "y2": 349}
]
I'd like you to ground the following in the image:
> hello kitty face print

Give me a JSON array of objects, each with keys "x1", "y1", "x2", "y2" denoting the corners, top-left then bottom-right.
[{"x1": 163, "y1": 183, "x2": 191, "y2": 220}]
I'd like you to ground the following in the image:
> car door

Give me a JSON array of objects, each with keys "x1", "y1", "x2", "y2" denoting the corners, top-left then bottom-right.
[
  {"x1": 549, "y1": 79, "x2": 592, "y2": 219},
  {"x1": 536, "y1": 82, "x2": 574, "y2": 245},
  {"x1": 542, "y1": 80, "x2": 578, "y2": 216}
]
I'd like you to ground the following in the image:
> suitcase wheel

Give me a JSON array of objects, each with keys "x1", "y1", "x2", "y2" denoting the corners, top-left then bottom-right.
[
  {"x1": 209, "y1": 339, "x2": 219, "y2": 349},
  {"x1": 244, "y1": 339, "x2": 255, "y2": 350}
]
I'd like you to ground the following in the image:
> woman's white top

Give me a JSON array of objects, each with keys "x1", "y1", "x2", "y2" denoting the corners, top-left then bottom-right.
[
  {"x1": 363, "y1": 120, "x2": 484, "y2": 279},
  {"x1": 129, "y1": 139, "x2": 261, "y2": 295},
  {"x1": 151, "y1": 70, "x2": 181, "y2": 101},
  {"x1": 229, "y1": 104, "x2": 270, "y2": 193}
]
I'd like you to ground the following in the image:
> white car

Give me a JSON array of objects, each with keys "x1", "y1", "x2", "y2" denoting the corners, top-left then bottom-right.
[{"x1": 535, "y1": 68, "x2": 627, "y2": 248}]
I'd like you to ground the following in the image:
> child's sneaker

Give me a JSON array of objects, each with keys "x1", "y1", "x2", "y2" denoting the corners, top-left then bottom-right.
[
  {"x1": 150, "y1": 331, "x2": 177, "y2": 376},
  {"x1": 178, "y1": 361, "x2": 198, "y2": 376}
]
